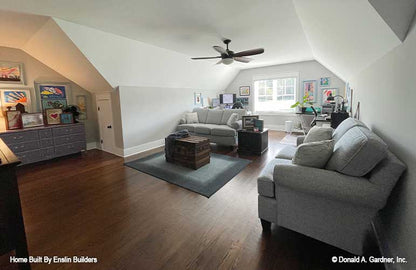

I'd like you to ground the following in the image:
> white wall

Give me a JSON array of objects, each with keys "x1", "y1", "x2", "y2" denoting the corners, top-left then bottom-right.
[
  {"x1": 225, "y1": 60, "x2": 345, "y2": 130},
  {"x1": 0, "y1": 46, "x2": 99, "y2": 144},
  {"x1": 117, "y1": 86, "x2": 221, "y2": 156},
  {"x1": 349, "y1": 18, "x2": 416, "y2": 270},
  {"x1": 55, "y1": 19, "x2": 239, "y2": 90}
]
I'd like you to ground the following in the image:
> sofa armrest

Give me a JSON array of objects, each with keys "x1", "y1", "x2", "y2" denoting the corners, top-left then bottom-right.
[
  {"x1": 273, "y1": 163, "x2": 385, "y2": 209},
  {"x1": 296, "y1": 136, "x2": 305, "y2": 146}
]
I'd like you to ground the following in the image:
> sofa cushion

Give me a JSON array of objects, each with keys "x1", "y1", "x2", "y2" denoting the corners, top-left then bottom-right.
[
  {"x1": 326, "y1": 126, "x2": 388, "y2": 176},
  {"x1": 221, "y1": 110, "x2": 233, "y2": 124},
  {"x1": 193, "y1": 108, "x2": 209, "y2": 123},
  {"x1": 176, "y1": 124, "x2": 197, "y2": 132},
  {"x1": 258, "y1": 158, "x2": 292, "y2": 198},
  {"x1": 211, "y1": 126, "x2": 237, "y2": 137},
  {"x1": 226, "y1": 113, "x2": 239, "y2": 128},
  {"x1": 304, "y1": 126, "x2": 333, "y2": 143},
  {"x1": 276, "y1": 145, "x2": 297, "y2": 160},
  {"x1": 292, "y1": 140, "x2": 335, "y2": 168},
  {"x1": 332, "y1": 117, "x2": 368, "y2": 142},
  {"x1": 194, "y1": 125, "x2": 211, "y2": 135},
  {"x1": 185, "y1": 112, "x2": 199, "y2": 124},
  {"x1": 206, "y1": 110, "x2": 224, "y2": 124}
]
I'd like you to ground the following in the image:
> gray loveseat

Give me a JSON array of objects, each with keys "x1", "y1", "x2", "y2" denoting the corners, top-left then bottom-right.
[
  {"x1": 257, "y1": 118, "x2": 406, "y2": 254},
  {"x1": 176, "y1": 108, "x2": 246, "y2": 146}
]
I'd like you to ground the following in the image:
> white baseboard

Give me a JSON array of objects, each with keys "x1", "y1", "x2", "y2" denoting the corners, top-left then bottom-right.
[
  {"x1": 123, "y1": 139, "x2": 164, "y2": 157},
  {"x1": 87, "y1": 142, "x2": 99, "y2": 150}
]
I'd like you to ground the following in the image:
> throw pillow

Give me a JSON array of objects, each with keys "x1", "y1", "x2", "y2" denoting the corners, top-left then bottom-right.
[
  {"x1": 304, "y1": 126, "x2": 333, "y2": 143},
  {"x1": 227, "y1": 113, "x2": 239, "y2": 128},
  {"x1": 292, "y1": 140, "x2": 335, "y2": 168},
  {"x1": 185, "y1": 112, "x2": 199, "y2": 124}
]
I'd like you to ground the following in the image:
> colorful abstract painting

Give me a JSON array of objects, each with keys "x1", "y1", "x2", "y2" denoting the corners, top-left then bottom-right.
[
  {"x1": 321, "y1": 88, "x2": 338, "y2": 104},
  {"x1": 39, "y1": 85, "x2": 67, "y2": 99},
  {"x1": 42, "y1": 99, "x2": 67, "y2": 110},
  {"x1": 303, "y1": 80, "x2": 316, "y2": 102},
  {"x1": 320, "y1": 77, "x2": 331, "y2": 87},
  {"x1": 0, "y1": 62, "x2": 24, "y2": 84},
  {"x1": 1, "y1": 89, "x2": 30, "y2": 107}
]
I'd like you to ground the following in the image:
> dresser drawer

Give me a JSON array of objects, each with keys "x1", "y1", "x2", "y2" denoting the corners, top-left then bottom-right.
[
  {"x1": 40, "y1": 147, "x2": 54, "y2": 160},
  {"x1": 54, "y1": 134, "x2": 86, "y2": 146},
  {"x1": 53, "y1": 125, "x2": 85, "y2": 136},
  {"x1": 54, "y1": 142, "x2": 84, "y2": 157},
  {"x1": 0, "y1": 130, "x2": 39, "y2": 144},
  {"x1": 16, "y1": 149, "x2": 42, "y2": 165},
  {"x1": 40, "y1": 138, "x2": 54, "y2": 148},
  {"x1": 39, "y1": 128, "x2": 52, "y2": 138},
  {"x1": 8, "y1": 141, "x2": 40, "y2": 153}
]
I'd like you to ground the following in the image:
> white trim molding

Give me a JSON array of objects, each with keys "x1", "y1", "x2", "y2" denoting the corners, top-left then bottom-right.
[{"x1": 123, "y1": 139, "x2": 165, "y2": 157}]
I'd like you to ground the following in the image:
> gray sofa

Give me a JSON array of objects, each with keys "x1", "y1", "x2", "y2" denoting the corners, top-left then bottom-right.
[
  {"x1": 257, "y1": 118, "x2": 406, "y2": 254},
  {"x1": 176, "y1": 108, "x2": 246, "y2": 146}
]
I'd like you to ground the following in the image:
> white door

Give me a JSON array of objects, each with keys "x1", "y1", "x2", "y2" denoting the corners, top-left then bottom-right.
[{"x1": 96, "y1": 97, "x2": 116, "y2": 154}]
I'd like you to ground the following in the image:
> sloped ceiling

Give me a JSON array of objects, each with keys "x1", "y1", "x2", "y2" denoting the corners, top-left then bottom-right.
[{"x1": 292, "y1": 0, "x2": 402, "y2": 81}]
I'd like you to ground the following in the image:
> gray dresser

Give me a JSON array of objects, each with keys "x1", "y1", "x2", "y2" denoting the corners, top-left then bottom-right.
[{"x1": 0, "y1": 123, "x2": 86, "y2": 165}]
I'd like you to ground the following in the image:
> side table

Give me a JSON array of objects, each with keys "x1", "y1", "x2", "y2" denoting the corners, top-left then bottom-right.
[{"x1": 237, "y1": 129, "x2": 269, "y2": 156}]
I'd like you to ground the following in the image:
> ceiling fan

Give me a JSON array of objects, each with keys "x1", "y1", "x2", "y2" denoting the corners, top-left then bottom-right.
[{"x1": 191, "y1": 39, "x2": 264, "y2": 65}]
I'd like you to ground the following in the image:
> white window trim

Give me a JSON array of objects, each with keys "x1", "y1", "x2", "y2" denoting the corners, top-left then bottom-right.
[{"x1": 253, "y1": 72, "x2": 300, "y2": 115}]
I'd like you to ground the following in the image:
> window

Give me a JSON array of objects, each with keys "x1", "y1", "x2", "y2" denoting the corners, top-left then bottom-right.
[{"x1": 254, "y1": 77, "x2": 297, "y2": 112}]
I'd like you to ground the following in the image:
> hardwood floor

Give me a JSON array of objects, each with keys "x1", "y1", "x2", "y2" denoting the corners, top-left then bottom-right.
[{"x1": 8, "y1": 131, "x2": 382, "y2": 270}]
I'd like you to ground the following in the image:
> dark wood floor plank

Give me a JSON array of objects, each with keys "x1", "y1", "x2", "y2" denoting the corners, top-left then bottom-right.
[{"x1": 5, "y1": 131, "x2": 383, "y2": 270}]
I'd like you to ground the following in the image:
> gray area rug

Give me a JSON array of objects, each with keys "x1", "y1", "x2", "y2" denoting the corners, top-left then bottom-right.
[{"x1": 125, "y1": 152, "x2": 251, "y2": 197}]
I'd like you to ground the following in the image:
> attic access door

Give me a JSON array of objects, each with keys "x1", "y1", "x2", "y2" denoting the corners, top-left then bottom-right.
[{"x1": 96, "y1": 94, "x2": 116, "y2": 154}]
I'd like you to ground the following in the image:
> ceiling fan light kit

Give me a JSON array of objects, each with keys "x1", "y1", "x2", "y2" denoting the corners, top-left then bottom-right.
[{"x1": 191, "y1": 39, "x2": 264, "y2": 65}]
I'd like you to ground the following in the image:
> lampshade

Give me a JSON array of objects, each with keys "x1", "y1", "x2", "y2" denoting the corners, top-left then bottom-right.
[{"x1": 222, "y1": 58, "x2": 234, "y2": 65}]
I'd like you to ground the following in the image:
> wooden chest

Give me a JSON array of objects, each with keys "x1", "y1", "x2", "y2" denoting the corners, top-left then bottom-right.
[{"x1": 168, "y1": 136, "x2": 210, "y2": 169}]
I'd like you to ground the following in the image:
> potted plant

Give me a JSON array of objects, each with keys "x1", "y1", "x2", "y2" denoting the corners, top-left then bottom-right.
[{"x1": 291, "y1": 93, "x2": 313, "y2": 113}]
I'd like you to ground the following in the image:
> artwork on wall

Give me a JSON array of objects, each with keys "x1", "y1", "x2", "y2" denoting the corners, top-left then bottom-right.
[
  {"x1": 236, "y1": 97, "x2": 249, "y2": 107},
  {"x1": 60, "y1": 113, "x2": 74, "y2": 124},
  {"x1": 0, "y1": 89, "x2": 30, "y2": 108},
  {"x1": 303, "y1": 80, "x2": 316, "y2": 102},
  {"x1": 320, "y1": 77, "x2": 331, "y2": 87},
  {"x1": 76, "y1": 95, "x2": 87, "y2": 120},
  {"x1": 22, "y1": 113, "x2": 44, "y2": 128},
  {"x1": 45, "y1": 108, "x2": 63, "y2": 125},
  {"x1": 38, "y1": 83, "x2": 70, "y2": 111},
  {"x1": 239, "y1": 86, "x2": 250, "y2": 96},
  {"x1": 345, "y1": 83, "x2": 353, "y2": 113},
  {"x1": 211, "y1": 98, "x2": 220, "y2": 107},
  {"x1": 6, "y1": 110, "x2": 22, "y2": 130},
  {"x1": 194, "y1": 92, "x2": 202, "y2": 106},
  {"x1": 0, "y1": 62, "x2": 25, "y2": 84},
  {"x1": 321, "y1": 88, "x2": 338, "y2": 104}
]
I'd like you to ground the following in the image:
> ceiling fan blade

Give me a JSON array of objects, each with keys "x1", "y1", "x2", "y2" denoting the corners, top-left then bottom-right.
[
  {"x1": 215, "y1": 59, "x2": 223, "y2": 65},
  {"x1": 191, "y1": 56, "x2": 222, "y2": 60},
  {"x1": 233, "y1": 48, "x2": 264, "y2": 57},
  {"x1": 234, "y1": 57, "x2": 252, "y2": 63},
  {"x1": 213, "y1": 46, "x2": 227, "y2": 54}
]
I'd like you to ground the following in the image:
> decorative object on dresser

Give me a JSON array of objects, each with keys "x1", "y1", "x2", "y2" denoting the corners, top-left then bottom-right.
[
  {"x1": 0, "y1": 123, "x2": 86, "y2": 165},
  {"x1": 0, "y1": 61, "x2": 25, "y2": 84},
  {"x1": 63, "y1": 105, "x2": 81, "y2": 123},
  {"x1": 6, "y1": 110, "x2": 22, "y2": 130},
  {"x1": 242, "y1": 115, "x2": 259, "y2": 130},
  {"x1": 254, "y1": 119, "x2": 264, "y2": 132},
  {"x1": 239, "y1": 86, "x2": 250, "y2": 96},
  {"x1": 0, "y1": 138, "x2": 31, "y2": 270},
  {"x1": 238, "y1": 128, "x2": 269, "y2": 156},
  {"x1": 166, "y1": 135, "x2": 210, "y2": 170},
  {"x1": 45, "y1": 108, "x2": 62, "y2": 125},
  {"x1": 21, "y1": 113, "x2": 44, "y2": 128},
  {"x1": 60, "y1": 113, "x2": 74, "y2": 124},
  {"x1": 15, "y1": 103, "x2": 26, "y2": 114}
]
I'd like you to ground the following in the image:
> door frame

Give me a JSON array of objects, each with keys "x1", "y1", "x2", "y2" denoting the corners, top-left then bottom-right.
[{"x1": 95, "y1": 93, "x2": 117, "y2": 155}]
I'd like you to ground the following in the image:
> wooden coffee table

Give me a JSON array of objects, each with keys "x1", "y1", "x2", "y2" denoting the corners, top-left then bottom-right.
[{"x1": 167, "y1": 136, "x2": 210, "y2": 169}]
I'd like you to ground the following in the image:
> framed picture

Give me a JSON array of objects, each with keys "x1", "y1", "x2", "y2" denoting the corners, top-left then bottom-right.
[
  {"x1": 0, "y1": 62, "x2": 25, "y2": 84},
  {"x1": 39, "y1": 85, "x2": 67, "y2": 99},
  {"x1": 76, "y1": 95, "x2": 87, "y2": 120},
  {"x1": 242, "y1": 115, "x2": 259, "y2": 130},
  {"x1": 60, "y1": 113, "x2": 74, "y2": 124},
  {"x1": 303, "y1": 80, "x2": 316, "y2": 102},
  {"x1": 0, "y1": 89, "x2": 30, "y2": 107},
  {"x1": 345, "y1": 83, "x2": 353, "y2": 113},
  {"x1": 45, "y1": 108, "x2": 62, "y2": 125},
  {"x1": 194, "y1": 92, "x2": 202, "y2": 106},
  {"x1": 6, "y1": 110, "x2": 23, "y2": 130},
  {"x1": 211, "y1": 98, "x2": 220, "y2": 107},
  {"x1": 37, "y1": 83, "x2": 71, "y2": 112},
  {"x1": 320, "y1": 77, "x2": 331, "y2": 87},
  {"x1": 321, "y1": 88, "x2": 338, "y2": 104},
  {"x1": 22, "y1": 113, "x2": 44, "y2": 128},
  {"x1": 236, "y1": 97, "x2": 249, "y2": 107},
  {"x1": 239, "y1": 86, "x2": 250, "y2": 96}
]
